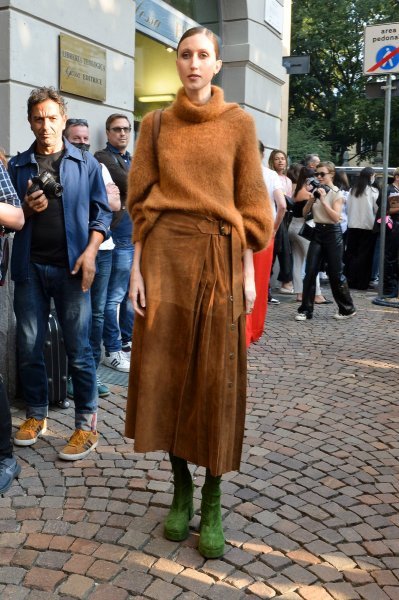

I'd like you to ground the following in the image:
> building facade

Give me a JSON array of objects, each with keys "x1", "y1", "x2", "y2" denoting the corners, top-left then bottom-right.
[
  {"x1": 0, "y1": 0, "x2": 291, "y2": 395},
  {"x1": 1, "y1": 0, "x2": 291, "y2": 156}
]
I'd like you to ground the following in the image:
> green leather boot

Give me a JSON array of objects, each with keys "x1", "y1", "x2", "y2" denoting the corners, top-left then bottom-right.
[
  {"x1": 198, "y1": 470, "x2": 225, "y2": 558},
  {"x1": 164, "y1": 454, "x2": 194, "y2": 541}
]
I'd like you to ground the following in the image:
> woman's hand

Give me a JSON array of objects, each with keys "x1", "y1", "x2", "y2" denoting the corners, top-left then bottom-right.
[
  {"x1": 317, "y1": 187, "x2": 327, "y2": 203},
  {"x1": 129, "y1": 241, "x2": 146, "y2": 317},
  {"x1": 129, "y1": 267, "x2": 146, "y2": 317},
  {"x1": 243, "y1": 249, "x2": 256, "y2": 314},
  {"x1": 244, "y1": 273, "x2": 256, "y2": 314}
]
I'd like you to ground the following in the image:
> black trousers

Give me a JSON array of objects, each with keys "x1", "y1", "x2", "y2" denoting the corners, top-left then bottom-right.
[
  {"x1": 383, "y1": 222, "x2": 399, "y2": 296},
  {"x1": 273, "y1": 218, "x2": 293, "y2": 283},
  {"x1": 0, "y1": 376, "x2": 13, "y2": 459},
  {"x1": 299, "y1": 223, "x2": 355, "y2": 317},
  {"x1": 344, "y1": 228, "x2": 376, "y2": 290}
]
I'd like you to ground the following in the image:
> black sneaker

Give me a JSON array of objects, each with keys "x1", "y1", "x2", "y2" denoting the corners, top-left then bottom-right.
[{"x1": 0, "y1": 457, "x2": 21, "y2": 495}]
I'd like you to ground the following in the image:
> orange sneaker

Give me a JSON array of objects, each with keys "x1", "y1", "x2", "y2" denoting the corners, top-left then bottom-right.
[
  {"x1": 58, "y1": 429, "x2": 99, "y2": 461},
  {"x1": 14, "y1": 418, "x2": 47, "y2": 446}
]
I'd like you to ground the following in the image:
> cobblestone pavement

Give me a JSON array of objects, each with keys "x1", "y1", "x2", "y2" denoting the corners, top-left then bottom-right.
[{"x1": 2, "y1": 288, "x2": 399, "y2": 599}]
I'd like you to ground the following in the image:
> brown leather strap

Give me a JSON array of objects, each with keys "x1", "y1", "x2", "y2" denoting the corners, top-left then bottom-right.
[{"x1": 152, "y1": 109, "x2": 163, "y2": 162}]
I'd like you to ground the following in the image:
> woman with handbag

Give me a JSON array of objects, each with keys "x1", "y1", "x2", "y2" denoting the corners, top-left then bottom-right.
[
  {"x1": 289, "y1": 166, "x2": 330, "y2": 305},
  {"x1": 296, "y1": 161, "x2": 356, "y2": 321},
  {"x1": 125, "y1": 27, "x2": 273, "y2": 559}
]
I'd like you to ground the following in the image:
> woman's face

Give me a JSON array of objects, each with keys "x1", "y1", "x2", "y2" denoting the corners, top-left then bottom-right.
[
  {"x1": 316, "y1": 167, "x2": 333, "y2": 187},
  {"x1": 176, "y1": 33, "x2": 221, "y2": 102},
  {"x1": 273, "y1": 152, "x2": 286, "y2": 173}
]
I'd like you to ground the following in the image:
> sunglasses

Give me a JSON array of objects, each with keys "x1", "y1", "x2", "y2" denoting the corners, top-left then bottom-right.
[
  {"x1": 109, "y1": 126, "x2": 131, "y2": 133},
  {"x1": 316, "y1": 171, "x2": 329, "y2": 177},
  {"x1": 65, "y1": 118, "x2": 88, "y2": 127}
]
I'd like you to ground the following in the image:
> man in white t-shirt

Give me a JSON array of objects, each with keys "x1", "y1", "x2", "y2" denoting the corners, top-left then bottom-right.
[{"x1": 64, "y1": 119, "x2": 121, "y2": 397}]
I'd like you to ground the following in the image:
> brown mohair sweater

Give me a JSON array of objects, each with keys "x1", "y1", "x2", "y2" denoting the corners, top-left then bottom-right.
[{"x1": 127, "y1": 86, "x2": 273, "y2": 252}]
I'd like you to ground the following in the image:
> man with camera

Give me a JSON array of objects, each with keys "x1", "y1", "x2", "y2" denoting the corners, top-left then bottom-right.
[
  {"x1": 8, "y1": 86, "x2": 112, "y2": 460},
  {"x1": 0, "y1": 153, "x2": 24, "y2": 494}
]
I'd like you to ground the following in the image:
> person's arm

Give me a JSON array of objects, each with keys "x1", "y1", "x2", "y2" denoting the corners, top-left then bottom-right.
[
  {"x1": 100, "y1": 163, "x2": 121, "y2": 211},
  {"x1": 72, "y1": 157, "x2": 112, "y2": 291},
  {"x1": 242, "y1": 248, "x2": 256, "y2": 314},
  {"x1": 233, "y1": 115, "x2": 274, "y2": 252},
  {"x1": 0, "y1": 163, "x2": 25, "y2": 228},
  {"x1": 71, "y1": 230, "x2": 104, "y2": 292},
  {"x1": 87, "y1": 156, "x2": 113, "y2": 240},
  {"x1": 0, "y1": 203, "x2": 24, "y2": 230},
  {"x1": 127, "y1": 112, "x2": 160, "y2": 243},
  {"x1": 129, "y1": 241, "x2": 146, "y2": 316},
  {"x1": 273, "y1": 188, "x2": 286, "y2": 233}
]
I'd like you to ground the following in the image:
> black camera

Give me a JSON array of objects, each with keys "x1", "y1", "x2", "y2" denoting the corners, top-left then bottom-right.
[
  {"x1": 27, "y1": 170, "x2": 63, "y2": 198},
  {"x1": 307, "y1": 177, "x2": 330, "y2": 199}
]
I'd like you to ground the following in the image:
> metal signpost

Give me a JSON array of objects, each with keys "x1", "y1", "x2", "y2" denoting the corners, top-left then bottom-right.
[{"x1": 364, "y1": 22, "x2": 399, "y2": 301}]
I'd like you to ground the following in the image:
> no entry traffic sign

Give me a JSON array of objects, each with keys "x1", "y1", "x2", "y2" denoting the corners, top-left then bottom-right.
[{"x1": 364, "y1": 22, "x2": 399, "y2": 75}]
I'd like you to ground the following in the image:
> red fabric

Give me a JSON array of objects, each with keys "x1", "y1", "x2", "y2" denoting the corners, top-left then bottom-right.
[{"x1": 246, "y1": 240, "x2": 274, "y2": 347}]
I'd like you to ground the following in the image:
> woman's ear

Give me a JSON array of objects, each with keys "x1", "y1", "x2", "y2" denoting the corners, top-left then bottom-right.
[{"x1": 214, "y1": 59, "x2": 222, "y2": 75}]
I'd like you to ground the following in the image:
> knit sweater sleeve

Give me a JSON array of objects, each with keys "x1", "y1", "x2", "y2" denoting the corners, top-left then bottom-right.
[
  {"x1": 234, "y1": 113, "x2": 274, "y2": 252},
  {"x1": 127, "y1": 112, "x2": 157, "y2": 242}
]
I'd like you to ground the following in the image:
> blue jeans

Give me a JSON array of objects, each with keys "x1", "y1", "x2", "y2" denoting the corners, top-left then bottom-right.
[
  {"x1": 103, "y1": 243, "x2": 134, "y2": 353},
  {"x1": 14, "y1": 263, "x2": 97, "y2": 431},
  {"x1": 120, "y1": 289, "x2": 135, "y2": 347},
  {"x1": 90, "y1": 250, "x2": 113, "y2": 368}
]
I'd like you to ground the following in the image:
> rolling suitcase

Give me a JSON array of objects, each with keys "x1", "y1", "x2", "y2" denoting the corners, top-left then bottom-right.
[{"x1": 44, "y1": 310, "x2": 70, "y2": 409}]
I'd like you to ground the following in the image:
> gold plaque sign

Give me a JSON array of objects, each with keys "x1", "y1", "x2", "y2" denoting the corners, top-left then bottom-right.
[{"x1": 60, "y1": 34, "x2": 106, "y2": 101}]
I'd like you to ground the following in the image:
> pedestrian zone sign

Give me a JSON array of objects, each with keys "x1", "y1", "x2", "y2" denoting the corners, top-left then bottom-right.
[{"x1": 364, "y1": 22, "x2": 399, "y2": 75}]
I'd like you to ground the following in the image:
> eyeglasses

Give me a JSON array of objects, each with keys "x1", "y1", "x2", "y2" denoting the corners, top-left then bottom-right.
[
  {"x1": 109, "y1": 126, "x2": 131, "y2": 133},
  {"x1": 316, "y1": 172, "x2": 329, "y2": 177},
  {"x1": 65, "y1": 118, "x2": 88, "y2": 127}
]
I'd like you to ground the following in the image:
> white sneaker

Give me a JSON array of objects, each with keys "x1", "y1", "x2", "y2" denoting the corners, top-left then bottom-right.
[
  {"x1": 295, "y1": 313, "x2": 311, "y2": 321},
  {"x1": 102, "y1": 351, "x2": 130, "y2": 372}
]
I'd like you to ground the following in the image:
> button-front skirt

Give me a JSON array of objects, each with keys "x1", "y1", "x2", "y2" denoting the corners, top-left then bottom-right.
[{"x1": 125, "y1": 211, "x2": 247, "y2": 475}]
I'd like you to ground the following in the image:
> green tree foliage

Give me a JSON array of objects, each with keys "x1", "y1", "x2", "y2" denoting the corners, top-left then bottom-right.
[
  {"x1": 288, "y1": 118, "x2": 333, "y2": 162},
  {"x1": 289, "y1": 0, "x2": 399, "y2": 165}
]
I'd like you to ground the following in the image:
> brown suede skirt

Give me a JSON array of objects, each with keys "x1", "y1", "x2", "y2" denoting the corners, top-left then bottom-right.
[{"x1": 125, "y1": 211, "x2": 247, "y2": 475}]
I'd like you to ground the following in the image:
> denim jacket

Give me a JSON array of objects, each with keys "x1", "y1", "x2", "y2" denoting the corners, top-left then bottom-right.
[{"x1": 8, "y1": 139, "x2": 112, "y2": 282}]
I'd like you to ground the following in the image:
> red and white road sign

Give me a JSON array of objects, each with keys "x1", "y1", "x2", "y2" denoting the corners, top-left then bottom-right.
[{"x1": 364, "y1": 22, "x2": 399, "y2": 75}]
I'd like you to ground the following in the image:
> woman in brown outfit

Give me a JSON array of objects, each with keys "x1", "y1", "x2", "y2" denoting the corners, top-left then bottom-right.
[{"x1": 125, "y1": 27, "x2": 273, "y2": 558}]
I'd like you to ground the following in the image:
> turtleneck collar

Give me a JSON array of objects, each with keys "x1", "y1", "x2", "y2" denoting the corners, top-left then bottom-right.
[{"x1": 172, "y1": 85, "x2": 238, "y2": 123}]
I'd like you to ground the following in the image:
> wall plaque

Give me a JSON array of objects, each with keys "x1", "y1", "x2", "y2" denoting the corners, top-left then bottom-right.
[{"x1": 60, "y1": 34, "x2": 106, "y2": 101}]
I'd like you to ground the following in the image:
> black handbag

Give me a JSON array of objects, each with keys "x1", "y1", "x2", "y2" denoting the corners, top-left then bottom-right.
[{"x1": 298, "y1": 216, "x2": 315, "y2": 241}]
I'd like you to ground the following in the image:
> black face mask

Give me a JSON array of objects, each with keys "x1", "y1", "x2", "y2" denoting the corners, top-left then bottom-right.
[{"x1": 71, "y1": 142, "x2": 90, "y2": 152}]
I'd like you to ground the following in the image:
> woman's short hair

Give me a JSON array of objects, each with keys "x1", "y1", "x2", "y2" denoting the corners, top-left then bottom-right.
[{"x1": 177, "y1": 27, "x2": 221, "y2": 60}]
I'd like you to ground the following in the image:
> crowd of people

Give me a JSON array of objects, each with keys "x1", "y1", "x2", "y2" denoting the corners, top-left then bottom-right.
[
  {"x1": 261, "y1": 152, "x2": 399, "y2": 321},
  {"x1": 0, "y1": 25, "x2": 397, "y2": 564}
]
